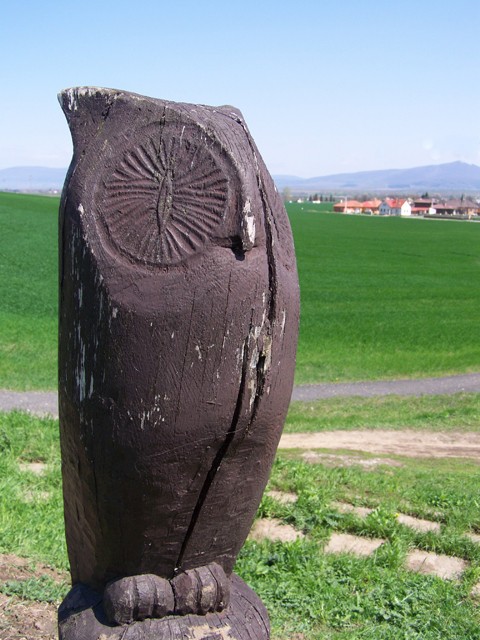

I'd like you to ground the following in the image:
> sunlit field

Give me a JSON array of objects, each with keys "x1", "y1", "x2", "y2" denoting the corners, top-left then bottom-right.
[
  {"x1": 288, "y1": 202, "x2": 480, "y2": 383},
  {"x1": 1, "y1": 193, "x2": 480, "y2": 389}
]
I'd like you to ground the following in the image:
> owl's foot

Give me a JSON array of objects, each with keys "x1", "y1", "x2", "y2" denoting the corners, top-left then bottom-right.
[
  {"x1": 103, "y1": 562, "x2": 230, "y2": 625},
  {"x1": 58, "y1": 574, "x2": 269, "y2": 639}
]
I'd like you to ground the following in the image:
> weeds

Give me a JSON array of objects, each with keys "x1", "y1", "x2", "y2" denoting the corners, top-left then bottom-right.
[{"x1": 1, "y1": 410, "x2": 480, "y2": 637}]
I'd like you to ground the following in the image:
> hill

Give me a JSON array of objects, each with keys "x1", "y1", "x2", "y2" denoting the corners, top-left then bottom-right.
[
  {"x1": 274, "y1": 161, "x2": 480, "y2": 193},
  {"x1": 2, "y1": 161, "x2": 480, "y2": 194}
]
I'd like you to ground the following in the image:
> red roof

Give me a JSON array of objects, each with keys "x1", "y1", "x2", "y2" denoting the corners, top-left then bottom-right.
[
  {"x1": 334, "y1": 200, "x2": 363, "y2": 210},
  {"x1": 361, "y1": 199, "x2": 382, "y2": 209},
  {"x1": 381, "y1": 198, "x2": 407, "y2": 208}
]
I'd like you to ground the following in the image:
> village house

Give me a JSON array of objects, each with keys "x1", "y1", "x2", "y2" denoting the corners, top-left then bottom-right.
[
  {"x1": 411, "y1": 198, "x2": 436, "y2": 216},
  {"x1": 411, "y1": 198, "x2": 480, "y2": 218},
  {"x1": 432, "y1": 199, "x2": 478, "y2": 217},
  {"x1": 333, "y1": 199, "x2": 382, "y2": 214},
  {"x1": 331, "y1": 196, "x2": 479, "y2": 219},
  {"x1": 379, "y1": 198, "x2": 412, "y2": 216},
  {"x1": 333, "y1": 200, "x2": 363, "y2": 213},
  {"x1": 360, "y1": 199, "x2": 382, "y2": 214}
]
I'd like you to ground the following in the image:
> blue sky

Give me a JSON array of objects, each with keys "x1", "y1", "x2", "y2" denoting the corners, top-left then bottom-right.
[{"x1": 1, "y1": 0, "x2": 479, "y2": 177}]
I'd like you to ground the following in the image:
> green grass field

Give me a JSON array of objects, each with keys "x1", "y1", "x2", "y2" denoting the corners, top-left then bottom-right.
[
  {"x1": 289, "y1": 203, "x2": 480, "y2": 383},
  {"x1": 1, "y1": 193, "x2": 480, "y2": 389},
  {"x1": 0, "y1": 192, "x2": 58, "y2": 390},
  {"x1": 2, "y1": 194, "x2": 480, "y2": 637}
]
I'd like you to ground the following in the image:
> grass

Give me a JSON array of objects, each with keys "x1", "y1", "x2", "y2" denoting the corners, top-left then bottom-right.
[
  {"x1": 239, "y1": 453, "x2": 480, "y2": 639},
  {"x1": 0, "y1": 192, "x2": 58, "y2": 390},
  {"x1": 2, "y1": 575, "x2": 67, "y2": 604},
  {"x1": 1, "y1": 192, "x2": 480, "y2": 388},
  {"x1": 0, "y1": 411, "x2": 66, "y2": 570},
  {"x1": 238, "y1": 538, "x2": 480, "y2": 639},
  {"x1": 285, "y1": 393, "x2": 480, "y2": 433},
  {"x1": 1, "y1": 410, "x2": 480, "y2": 638},
  {"x1": 289, "y1": 204, "x2": 480, "y2": 384}
]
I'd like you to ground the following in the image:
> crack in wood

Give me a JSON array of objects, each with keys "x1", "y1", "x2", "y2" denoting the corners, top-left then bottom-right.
[{"x1": 174, "y1": 327, "x2": 251, "y2": 573}]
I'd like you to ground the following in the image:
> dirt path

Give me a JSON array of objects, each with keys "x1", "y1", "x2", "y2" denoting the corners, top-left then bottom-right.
[
  {"x1": 2, "y1": 372, "x2": 480, "y2": 418},
  {"x1": 279, "y1": 429, "x2": 480, "y2": 459},
  {"x1": 0, "y1": 390, "x2": 58, "y2": 417},
  {"x1": 292, "y1": 372, "x2": 480, "y2": 401}
]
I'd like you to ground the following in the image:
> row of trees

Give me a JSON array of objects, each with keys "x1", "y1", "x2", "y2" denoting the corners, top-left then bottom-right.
[
  {"x1": 307, "y1": 193, "x2": 335, "y2": 202},
  {"x1": 282, "y1": 188, "x2": 478, "y2": 204},
  {"x1": 282, "y1": 188, "x2": 336, "y2": 202}
]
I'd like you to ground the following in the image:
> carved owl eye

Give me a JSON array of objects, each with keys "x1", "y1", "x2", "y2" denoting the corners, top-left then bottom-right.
[{"x1": 96, "y1": 122, "x2": 232, "y2": 267}]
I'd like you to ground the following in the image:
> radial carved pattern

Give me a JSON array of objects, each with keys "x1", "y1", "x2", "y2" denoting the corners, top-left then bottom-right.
[{"x1": 98, "y1": 124, "x2": 230, "y2": 266}]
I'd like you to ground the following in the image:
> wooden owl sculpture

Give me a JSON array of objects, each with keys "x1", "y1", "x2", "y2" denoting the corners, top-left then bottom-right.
[{"x1": 57, "y1": 87, "x2": 299, "y2": 639}]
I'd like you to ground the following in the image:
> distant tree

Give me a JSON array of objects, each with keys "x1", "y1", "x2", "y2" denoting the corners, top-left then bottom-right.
[
  {"x1": 282, "y1": 187, "x2": 292, "y2": 202},
  {"x1": 421, "y1": 192, "x2": 429, "y2": 199}
]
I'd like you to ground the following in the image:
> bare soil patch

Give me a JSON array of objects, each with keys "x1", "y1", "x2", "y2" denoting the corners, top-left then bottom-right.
[
  {"x1": 331, "y1": 502, "x2": 373, "y2": 517},
  {"x1": 466, "y1": 532, "x2": 480, "y2": 544},
  {"x1": 18, "y1": 462, "x2": 48, "y2": 475},
  {"x1": 279, "y1": 430, "x2": 480, "y2": 459},
  {"x1": 324, "y1": 533, "x2": 385, "y2": 557},
  {"x1": 396, "y1": 514, "x2": 441, "y2": 533},
  {"x1": 330, "y1": 503, "x2": 442, "y2": 534},
  {"x1": 0, "y1": 593, "x2": 57, "y2": 640},
  {"x1": 0, "y1": 554, "x2": 68, "y2": 640},
  {"x1": 405, "y1": 550, "x2": 468, "y2": 580},
  {"x1": 22, "y1": 490, "x2": 51, "y2": 503},
  {"x1": 249, "y1": 518, "x2": 304, "y2": 543},
  {"x1": 0, "y1": 554, "x2": 67, "y2": 584},
  {"x1": 301, "y1": 451, "x2": 403, "y2": 468}
]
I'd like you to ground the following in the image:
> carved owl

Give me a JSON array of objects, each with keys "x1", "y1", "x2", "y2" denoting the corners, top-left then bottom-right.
[{"x1": 58, "y1": 87, "x2": 299, "y2": 631}]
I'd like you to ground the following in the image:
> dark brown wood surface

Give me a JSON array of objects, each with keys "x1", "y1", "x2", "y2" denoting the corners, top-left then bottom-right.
[
  {"x1": 59, "y1": 574, "x2": 270, "y2": 639},
  {"x1": 57, "y1": 87, "x2": 299, "y2": 636}
]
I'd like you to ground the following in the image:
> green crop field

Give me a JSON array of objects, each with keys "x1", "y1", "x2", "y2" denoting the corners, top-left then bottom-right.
[
  {"x1": 1, "y1": 193, "x2": 480, "y2": 389},
  {"x1": 289, "y1": 202, "x2": 480, "y2": 383},
  {"x1": 0, "y1": 193, "x2": 58, "y2": 389}
]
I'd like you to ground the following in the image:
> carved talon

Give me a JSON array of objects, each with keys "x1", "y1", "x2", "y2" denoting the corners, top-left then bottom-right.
[
  {"x1": 103, "y1": 562, "x2": 230, "y2": 625},
  {"x1": 172, "y1": 563, "x2": 230, "y2": 616},
  {"x1": 103, "y1": 573, "x2": 175, "y2": 625}
]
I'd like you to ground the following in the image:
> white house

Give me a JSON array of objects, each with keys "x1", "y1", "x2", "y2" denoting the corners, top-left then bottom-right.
[
  {"x1": 379, "y1": 200, "x2": 392, "y2": 215},
  {"x1": 379, "y1": 198, "x2": 411, "y2": 216}
]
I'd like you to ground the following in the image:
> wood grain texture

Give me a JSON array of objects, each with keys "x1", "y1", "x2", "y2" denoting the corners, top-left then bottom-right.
[
  {"x1": 59, "y1": 574, "x2": 269, "y2": 639},
  {"x1": 57, "y1": 88, "x2": 299, "y2": 637}
]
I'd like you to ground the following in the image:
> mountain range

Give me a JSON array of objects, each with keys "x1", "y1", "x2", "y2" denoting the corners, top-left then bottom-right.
[
  {"x1": 274, "y1": 161, "x2": 480, "y2": 193},
  {"x1": 1, "y1": 161, "x2": 480, "y2": 193}
]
